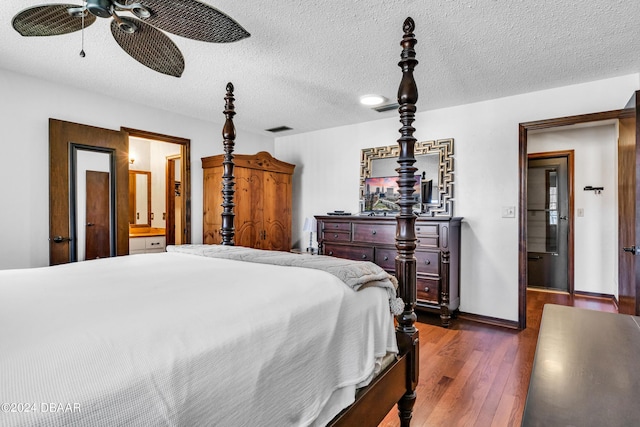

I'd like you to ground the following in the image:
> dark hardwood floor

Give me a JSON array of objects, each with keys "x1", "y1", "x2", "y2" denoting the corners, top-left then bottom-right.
[{"x1": 380, "y1": 289, "x2": 617, "y2": 427}]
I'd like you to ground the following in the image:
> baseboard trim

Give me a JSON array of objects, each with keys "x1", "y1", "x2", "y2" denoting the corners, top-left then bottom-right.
[
  {"x1": 573, "y1": 290, "x2": 615, "y2": 300},
  {"x1": 457, "y1": 311, "x2": 520, "y2": 330}
]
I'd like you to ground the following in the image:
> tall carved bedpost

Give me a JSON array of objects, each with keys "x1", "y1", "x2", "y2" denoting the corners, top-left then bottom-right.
[
  {"x1": 221, "y1": 82, "x2": 236, "y2": 245},
  {"x1": 395, "y1": 17, "x2": 419, "y2": 427}
]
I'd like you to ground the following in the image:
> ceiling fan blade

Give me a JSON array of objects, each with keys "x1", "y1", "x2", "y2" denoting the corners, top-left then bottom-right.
[
  {"x1": 128, "y1": 0, "x2": 250, "y2": 43},
  {"x1": 111, "y1": 17, "x2": 185, "y2": 77},
  {"x1": 12, "y1": 4, "x2": 96, "y2": 37}
]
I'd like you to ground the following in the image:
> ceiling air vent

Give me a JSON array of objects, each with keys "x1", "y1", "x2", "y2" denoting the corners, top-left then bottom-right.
[
  {"x1": 373, "y1": 103, "x2": 399, "y2": 112},
  {"x1": 265, "y1": 126, "x2": 292, "y2": 133}
]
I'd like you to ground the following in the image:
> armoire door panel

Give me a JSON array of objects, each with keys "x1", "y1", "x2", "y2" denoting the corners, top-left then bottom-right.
[
  {"x1": 264, "y1": 222, "x2": 287, "y2": 251},
  {"x1": 263, "y1": 171, "x2": 292, "y2": 251},
  {"x1": 236, "y1": 223, "x2": 260, "y2": 248},
  {"x1": 235, "y1": 167, "x2": 264, "y2": 248}
]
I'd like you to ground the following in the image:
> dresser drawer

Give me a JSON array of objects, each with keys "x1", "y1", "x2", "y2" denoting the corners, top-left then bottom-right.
[
  {"x1": 324, "y1": 244, "x2": 374, "y2": 262},
  {"x1": 415, "y1": 224, "x2": 439, "y2": 235},
  {"x1": 322, "y1": 221, "x2": 351, "y2": 232},
  {"x1": 353, "y1": 223, "x2": 395, "y2": 244},
  {"x1": 416, "y1": 276, "x2": 440, "y2": 304},
  {"x1": 416, "y1": 235, "x2": 439, "y2": 248},
  {"x1": 322, "y1": 231, "x2": 351, "y2": 242},
  {"x1": 415, "y1": 250, "x2": 439, "y2": 275},
  {"x1": 130, "y1": 235, "x2": 166, "y2": 255},
  {"x1": 145, "y1": 236, "x2": 166, "y2": 249},
  {"x1": 415, "y1": 223, "x2": 440, "y2": 249},
  {"x1": 129, "y1": 237, "x2": 146, "y2": 251},
  {"x1": 375, "y1": 247, "x2": 396, "y2": 271}
]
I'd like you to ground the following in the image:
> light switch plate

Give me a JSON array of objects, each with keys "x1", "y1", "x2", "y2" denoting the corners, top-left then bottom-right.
[{"x1": 502, "y1": 206, "x2": 516, "y2": 218}]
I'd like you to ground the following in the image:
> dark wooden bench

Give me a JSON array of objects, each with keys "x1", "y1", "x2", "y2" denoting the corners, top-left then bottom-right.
[{"x1": 522, "y1": 304, "x2": 640, "y2": 426}]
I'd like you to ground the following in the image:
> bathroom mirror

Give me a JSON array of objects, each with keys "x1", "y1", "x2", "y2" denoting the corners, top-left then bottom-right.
[
  {"x1": 129, "y1": 170, "x2": 151, "y2": 227},
  {"x1": 360, "y1": 138, "x2": 454, "y2": 216}
]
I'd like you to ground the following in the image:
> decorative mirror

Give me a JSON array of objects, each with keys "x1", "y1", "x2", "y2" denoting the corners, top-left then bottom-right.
[
  {"x1": 128, "y1": 170, "x2": 151, "y2": 227},
  {"x1": 360, "y1": 138, "x2": 454, "y2": 217}
]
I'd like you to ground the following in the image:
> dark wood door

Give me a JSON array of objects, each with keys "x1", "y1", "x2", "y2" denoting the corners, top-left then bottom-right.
[
  {"x1": 49, "y1": 119, "x2": 128, "y2": 265},
  {"x1": 618, "y1": 92, "x2": 639, "y2": 315},
  {"x1": 527, "y1": 155, "x2": 571, "y2": 291},
  {"x1": 85, "y1": 171, "x2": 110, "y2": 259}
]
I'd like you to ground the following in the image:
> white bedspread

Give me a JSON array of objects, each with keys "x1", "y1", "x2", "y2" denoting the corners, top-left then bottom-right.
[{"x1": 0, "y1": 250, "x2": 397, "y2": 426}]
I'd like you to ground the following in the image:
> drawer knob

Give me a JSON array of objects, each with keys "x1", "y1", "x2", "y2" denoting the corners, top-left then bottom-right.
[
  {"x1": 383, "y1": 256, "x2": 389, "y2": 261},
  {"x1": 372, "y1": 230, "x2": 377, "y2": 235},
  {"x1": 334, "y1": 234, "x2": 339, "y2": 238},
  {"x1": 424, "y1": 287, "x2": 430, "y2": 292},
  {"x1": 361, "y1": 254, "x2": 367, "y2": 259},
  {"x1": 425, "y1": 259, "x2": 430, "y2": 265},
  {"x1": 328, "y1": 251, "x2": 333, "y2": 255},
  {"x1": 417, "y1": 239, "x2": 421, "y2": 243}
]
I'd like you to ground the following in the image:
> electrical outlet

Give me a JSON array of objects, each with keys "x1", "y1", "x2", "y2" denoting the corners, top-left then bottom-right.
[
  {"x1": 577, "y1": 208, "x2": 584, "y2": 217},
  {"x1": 502, "y1": 206, "x2": 516, "y2": 218}
]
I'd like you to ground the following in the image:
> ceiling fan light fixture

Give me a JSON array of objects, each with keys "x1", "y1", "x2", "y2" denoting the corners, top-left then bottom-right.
[
  {"x1": 114, "y1": 15, "x2": 138, "y2": 33},
  {"x1": 67, "y1": 7, "x2": 87, "y2": 18},
  {"x1": 86, "y1": 0, "x2": 113, "y2": 18},
  {"x1": 130, "y1": 4, "x2": 151, "y2": 19},
  {"x1": 359, "y1": 94, "x2": 387, "y2": 107}
]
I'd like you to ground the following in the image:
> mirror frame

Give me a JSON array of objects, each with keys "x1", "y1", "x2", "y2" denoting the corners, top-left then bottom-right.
[
  {"x1": 360, "y1": 138, "x2": 454, "y2": 217},
  {"x1": 128, "y1": 170, "x2": 151, "y2": 228}
]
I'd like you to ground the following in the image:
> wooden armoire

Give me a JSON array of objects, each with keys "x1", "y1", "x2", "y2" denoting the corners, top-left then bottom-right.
[{"x1": 202, "y1": 151, "x2": 295, "y2": 251}]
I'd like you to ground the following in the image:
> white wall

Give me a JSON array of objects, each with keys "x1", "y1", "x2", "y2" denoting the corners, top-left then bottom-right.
[
  {"x1": 275, "y1": 74, "x2": 639, "y2": 322},
  {"x1": 528, "y1": 124, "x2": 618, "y2": 297},
  {"x1": 0, "y1": 68, "x2": 273, "y2": 270}
]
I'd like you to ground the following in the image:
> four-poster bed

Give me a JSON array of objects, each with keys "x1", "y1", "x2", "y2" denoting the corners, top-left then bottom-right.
[
  {"x1": 0, "y1": 17, "x2": 421, "y2": 427},
  {"x1": 215, "y1": 17, "x2": 422, "y2": 426}
]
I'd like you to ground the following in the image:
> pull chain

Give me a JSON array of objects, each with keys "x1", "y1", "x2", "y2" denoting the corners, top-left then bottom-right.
[{"x1": 79, "y1": 1, "x2": 86, "y2": 57}]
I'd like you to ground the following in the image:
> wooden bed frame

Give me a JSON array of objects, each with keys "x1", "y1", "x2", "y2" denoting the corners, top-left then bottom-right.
[{"x1": 218, "y1": 18, "x2": 420, "y2": 427}]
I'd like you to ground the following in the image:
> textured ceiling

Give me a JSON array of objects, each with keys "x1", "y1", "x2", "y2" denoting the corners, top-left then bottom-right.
[{"x1": 2, "y1": 1, "x2": 639, "y2": 136}]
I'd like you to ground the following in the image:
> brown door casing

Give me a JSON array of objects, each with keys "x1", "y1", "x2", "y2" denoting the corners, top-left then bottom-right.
[
  {"x1": 49, "y1": 119, "x2": 129, "y2": 265},
  {"x1": 165, "y1": 155, "x2": 181, "y2": 246},
  {"x1": 123, "y1": 127, "x2": 191, "y2": 246}
]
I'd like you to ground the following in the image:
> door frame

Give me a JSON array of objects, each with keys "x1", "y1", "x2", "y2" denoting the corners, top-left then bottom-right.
[
  {"x1": 122, "y1": 127, "x2": 191, "y2": 244},
  {"x1": 165, "y1": 154, "x2": 180, "y2": 245},
  {"x1": 69, "y1": 144, "x2": 117, "y2": 261},
  {"x1": 518, "y1": 109, "x2": 629, "y2": 329},
  {"x1": 526, "y1": 150, "x2": 574, "y2": 294}
]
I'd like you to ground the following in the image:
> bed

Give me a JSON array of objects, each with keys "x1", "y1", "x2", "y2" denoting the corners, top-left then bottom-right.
[{"x1": 0, "y1": 17, "x2": 421, "y2": 427}]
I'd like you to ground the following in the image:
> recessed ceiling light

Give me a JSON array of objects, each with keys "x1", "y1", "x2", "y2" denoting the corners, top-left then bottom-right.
[{"x1": 359, "y1": 94, "x2": 387, "y2": 106}]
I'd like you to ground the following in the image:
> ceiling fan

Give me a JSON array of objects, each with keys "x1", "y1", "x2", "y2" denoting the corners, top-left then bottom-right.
[{"x1": 11, "y1": 0, "x2": 251, "y2": 77}]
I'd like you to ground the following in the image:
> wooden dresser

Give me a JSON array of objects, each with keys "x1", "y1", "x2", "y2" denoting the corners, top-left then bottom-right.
[
  {"x1": 202, "y1": 152, "x2": 295, "y2": 251},
  {"x1": 316, "y1": 215, "x2": 462, "y2": 326}
]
